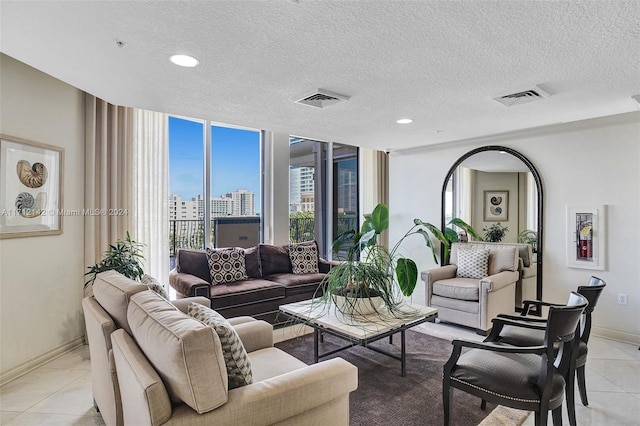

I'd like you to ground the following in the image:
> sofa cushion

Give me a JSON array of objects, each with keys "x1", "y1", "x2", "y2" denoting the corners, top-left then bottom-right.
[
  {"x1": 243, "y1": 245, "x2": 262, "y2": 278},
  {"x1": 206, "y1": 247, "x2": 248, "y2": 284},
  {"x1": 433, "y1": 277, "x2": 480, "y2": 301},
  {"x1": 264, "y1": 273, "x2": 326, "y2": 297},
  {"x1": 188, "y1": 303, "x2": 253, "y2": 390},
  {"x1": 142, "y1": 274, "x2": 169, "y2": 299},
  {"x1": 209, "y1": 279, "x2": 285, "y2": 310},
  {"x1": 259, "y1": 244, "x2": 292, "y2": 276},
  {"x1": 289, "y1": 242, "x2": 320, "y2": 274},
  {"x1": 93, "y1": 270, "x2": 148, "y2": 335},
  {"x1": 176, "y1": 249, "x2": 211, "y2": 283},
  {"x1": 127, "y1": 291, "x2": 228, "y2": 414},
  {"x1": 456, "y1": 248, "x2": 489, "y2": 279}
]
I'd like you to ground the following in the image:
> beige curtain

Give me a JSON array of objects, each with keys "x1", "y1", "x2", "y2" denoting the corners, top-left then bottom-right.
[
  {"x1": 376, "y1": 150, "x2": 389, "y2": 247},
  {"x1": 132, "y1": 109, "x2": 169, "y2": 288},
  {"x1": 84, "y1": 95, "x2": 134, "y2": 283}
]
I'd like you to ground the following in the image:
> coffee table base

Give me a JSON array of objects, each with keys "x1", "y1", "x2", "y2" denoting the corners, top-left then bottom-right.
[{"x1": 283, "y1": 313, "x2": 435, "y2": 377}]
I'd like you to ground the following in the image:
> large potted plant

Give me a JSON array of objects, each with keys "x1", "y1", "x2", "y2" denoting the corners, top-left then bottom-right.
[
  {"x1": 325, "y1": 204, "x2": 478, "y2": 317},
  {"x1": 84, "y1": 232, "x2": 145, "y2": 296}
]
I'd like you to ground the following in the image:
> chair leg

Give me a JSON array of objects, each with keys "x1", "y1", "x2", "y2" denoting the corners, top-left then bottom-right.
[
  {"x1": 480, "y1": 399, "x2": 487, "y2": 410},
  {"x1": 552, "y1": 406, "x2": 563, "y2": 426},
  {"x1": 576, "y1": 365, "x2": 589, "y2": 406},
  {"x1": 566, "y1": 371, "x2": 577, "y2": 426},
  {"x1": 443, "y1": 379, "x2": 453, "y2": 426}
]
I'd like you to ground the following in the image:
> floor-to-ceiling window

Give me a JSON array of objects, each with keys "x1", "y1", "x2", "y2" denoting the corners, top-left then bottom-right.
[
  {"x1": 332, "y1": 143, "x2": 358, "y2": 245},
  {"x1": 169, "y1": 116, "x2": 261, "y2": 267}
]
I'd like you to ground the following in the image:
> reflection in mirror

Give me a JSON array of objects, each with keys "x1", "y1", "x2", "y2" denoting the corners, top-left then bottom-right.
[{"x1": 442, "y1": 146, "x2": 543, "y2": 309}]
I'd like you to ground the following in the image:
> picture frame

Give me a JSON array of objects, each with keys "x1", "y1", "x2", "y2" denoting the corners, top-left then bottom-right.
[
  {"x1": 0, "y1": 134, "x2": 64, "y2": 238},
  {"x1": 483, "y1": 190, "x2": 508, "y2": 221},
  {"x1": 566, "y1": 204, "x2": 606, "y2": 270}
]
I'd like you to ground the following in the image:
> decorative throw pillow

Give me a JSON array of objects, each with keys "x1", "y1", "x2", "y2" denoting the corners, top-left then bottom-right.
[
  {"x1": 141, "y1": 274, "x2": 169, "y2": 299},
  {"x1": 289, "y1": 242, "x2": 319, "y2": 274},
  {"x1": 456, "y1": 248, "x2": 490, "y2": 279},
  {"x1": 187, "y1": 302, "x2": 253, "y2": 389},
  {"x1": 206, "y1": 248, "x2": 248, "y2": 284}
]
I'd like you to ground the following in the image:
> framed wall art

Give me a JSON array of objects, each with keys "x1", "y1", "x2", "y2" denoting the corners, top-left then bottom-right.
[
  {"x1": 483, "y1": 190, "x2": 508, "y2": 221},
  {"x1": 566, "y1": 204, "x2": 606, "y2": 270},
  {"x1": 0, "y1": 134, "x2": 64, "y2": 238}
]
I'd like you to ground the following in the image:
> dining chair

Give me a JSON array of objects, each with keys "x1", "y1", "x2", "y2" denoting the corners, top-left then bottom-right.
[{"x1": 443, "y1": 291, "x2": 588, "y2": 426}]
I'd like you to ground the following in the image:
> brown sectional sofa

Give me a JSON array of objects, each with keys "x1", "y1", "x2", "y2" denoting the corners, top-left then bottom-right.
[{"x1": 169, "y1": 242, "x2": 334, "y2": 324}]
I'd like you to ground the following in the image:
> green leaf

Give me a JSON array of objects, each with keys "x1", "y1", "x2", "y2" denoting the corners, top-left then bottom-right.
[
  {"x1": 444, "y1": 227, "x2": 458, "y2": 244},
  {"x1": 448, "y1": 218, "x2": 482, "y2": 240},
  {"x1": 367, "y1": 203, "x2": 389, "y2": 234},
  {"x1": 415, "y1": 228, "x2": 439, "y2": 264},
  {"x1": 396, "y1": 258, "x2": 417, "y2": 296}
]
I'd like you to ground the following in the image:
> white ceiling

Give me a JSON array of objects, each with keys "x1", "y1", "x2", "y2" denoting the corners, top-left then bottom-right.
[{"x1": 1, "y1": 1, "x2": 639, "y2": 151}]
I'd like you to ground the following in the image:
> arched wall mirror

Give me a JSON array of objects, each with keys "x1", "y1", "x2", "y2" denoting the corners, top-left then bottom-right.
[{"x1": 441, "y1": 145, "x2": 544, "y2": 306}]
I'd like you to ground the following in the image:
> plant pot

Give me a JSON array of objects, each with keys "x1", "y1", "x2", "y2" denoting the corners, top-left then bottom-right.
[{"x1": 332, "y1": 293, "x2": 384, "y2": 316}]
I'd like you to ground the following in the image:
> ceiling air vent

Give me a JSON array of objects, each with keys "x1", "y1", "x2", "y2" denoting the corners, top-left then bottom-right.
[
  {"x1": 492, "y1": 85, "x2": 550, "y2": 107},
  {"x1": 296, "y1": 89, "x2": 350, "y2": 108}
]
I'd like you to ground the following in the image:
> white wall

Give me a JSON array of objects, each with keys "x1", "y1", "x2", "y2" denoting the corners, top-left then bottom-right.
[
  {"x1": 0, "y1": 54, "x2": 85, "y2": 381},
  {"x1": 390, "y1": 112, "x2": 640, "y2": 344}
]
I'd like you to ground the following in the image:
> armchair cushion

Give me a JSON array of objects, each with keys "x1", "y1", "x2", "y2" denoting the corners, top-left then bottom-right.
[
  {"x1": 433, "y1": 277, "x2": 481, "y2": 301},
  {"x1": 188, "y1": 302, "x2": 253, "y2": 390},
  {"x1": 206, "y1": 247, "x2": 249, "y2": 285},
  {"x1": 93, "y1": 270, "x2": 148, "y2": 335},
  {"x1": 127, "y1": 291, "x2": 228, "y2": 414},
  {"x1": 456, "y1": 248, "x2": 489, "y2": 279}
]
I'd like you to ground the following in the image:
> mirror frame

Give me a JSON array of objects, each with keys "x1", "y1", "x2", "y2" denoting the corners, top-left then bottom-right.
[{"x1": 441, "y1": 145, "x2": 544, "y2": 306}]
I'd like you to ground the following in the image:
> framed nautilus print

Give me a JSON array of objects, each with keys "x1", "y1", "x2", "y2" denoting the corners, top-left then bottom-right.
[
  {"x1": 0, "y1": 134, "x2": 63, "y2": 238},
  {"x1": 483, "y1": 190, "x2": 509, "y2": 222}
]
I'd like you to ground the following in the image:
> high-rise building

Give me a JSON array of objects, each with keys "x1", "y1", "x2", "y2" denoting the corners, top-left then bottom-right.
[
  {"x1": 169, "y1": 194, "x2": 200, "y2": 220},
  {"x1": 228, "y1": 189, "x2": 255, "y2": 216},
  {"x1": 211, "y1": 196, "x2": 233, "y2": 217},
  {"x1": 289, "y1": 166, "x2": 314, "y2": 213}
]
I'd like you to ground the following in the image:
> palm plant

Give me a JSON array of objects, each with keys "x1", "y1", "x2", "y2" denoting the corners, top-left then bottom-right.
[{"x1": 84, "y1": 232, "x2": 145, "y2": 290}]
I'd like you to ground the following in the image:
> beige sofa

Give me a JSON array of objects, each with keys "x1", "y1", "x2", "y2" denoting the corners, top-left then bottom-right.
[
  {"x1": 83, "y1": 270, "x2": 358, "y2": 426},
  {"x1": 421, "y1": 242, "x2": 520, "y2": 334}
]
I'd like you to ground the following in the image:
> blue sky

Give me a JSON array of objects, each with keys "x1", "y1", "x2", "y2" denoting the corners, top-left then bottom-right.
[{"x1": 169, "y1": 117, "x2": 261, "y2": 209}]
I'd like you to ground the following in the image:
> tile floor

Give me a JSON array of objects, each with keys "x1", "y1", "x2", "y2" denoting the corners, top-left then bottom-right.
[{"x1": 1, "y1": 323, "x2": 638, "y2": 425}]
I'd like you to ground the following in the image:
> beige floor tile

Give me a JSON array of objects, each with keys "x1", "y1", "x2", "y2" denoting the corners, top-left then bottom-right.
[
  {"x1": 4, "y1": 412, "x2": 105, "y2": 426},
  {"x1": 0, "y1": 369, "x2": 86, "y2": 412},
  {"x1": 586, "y1": 359, "x2": 640, "y2": 393},
  {"x1": 0, "y1": 411, "x2": 21, "y2": 423},
  {"x1": 26, "y1": 372, "x2": 97, "y2": 417},
  {"x1": 43, "y1": 346, "x2": 91, "y2": 371},
  {"x1": 588, "y1": 337, "x2": 640, "y2": 361}
]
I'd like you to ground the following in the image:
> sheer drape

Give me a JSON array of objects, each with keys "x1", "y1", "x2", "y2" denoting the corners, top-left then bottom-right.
[
  {"x1": 132, "y1": 109, "x2": 169, "y2": 287},
  {"x1": 376, "y1": 150, "x2": 389, "y2": 247},
  {"x1": 84, "y1": 95, "x2": 134, "y2": 293}
]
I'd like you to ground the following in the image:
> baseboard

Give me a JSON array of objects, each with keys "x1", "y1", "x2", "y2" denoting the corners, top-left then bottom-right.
[
  {"x1": 592, "y1": 325, "x2": 640, "y2": 346},
  {"x1": 0, "y1": 336, "x2": 86, "y2": 386}
]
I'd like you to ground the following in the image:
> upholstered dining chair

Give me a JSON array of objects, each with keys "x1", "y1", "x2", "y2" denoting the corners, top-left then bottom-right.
[
  {"x1": 487, "y1": 276, "x2": 606, "y2": 426},
  {"x1": 443, "y1": 292, "x2": 588, "y2": 426}
]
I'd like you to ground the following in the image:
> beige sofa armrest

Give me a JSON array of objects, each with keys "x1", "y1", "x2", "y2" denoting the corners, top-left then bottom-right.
[
  {"x1": 480, "y1": 270, "x2": 519, "y2": 292},
  {"x1": 168, "y1": 357, "x2": 358, "y2": 425},
  {"x1": 171, "y1": 296, "x2": 211, "y2": 313},
  {"x1": 232, "y1": 320, "x2": 274, "y2": 353},
  {"x1": 421, "y1": 265, "x2": 457, "y2": 306}
]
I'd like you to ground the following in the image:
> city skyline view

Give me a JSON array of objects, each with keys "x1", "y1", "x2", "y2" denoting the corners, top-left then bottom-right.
[{"x1": 169, "y1": 116, "x2": 261, "y2": 213}]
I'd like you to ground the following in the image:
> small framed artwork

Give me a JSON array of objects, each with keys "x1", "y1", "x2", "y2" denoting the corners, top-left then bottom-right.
[
  {"x1": 483, "y1": 190, "x2": 508, "y2": 221},
  {"x1": 566, "y1": 204, "x2": 606, "y2": 270},
  {"x1": 0, "y1": 134, "x2": 64, "y2": 238}
]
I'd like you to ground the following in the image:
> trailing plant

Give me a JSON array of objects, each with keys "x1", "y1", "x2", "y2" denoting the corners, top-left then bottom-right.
[
  {"x1": 84, "y1": 232, "x2": 145, "y2": 289},
  {"x1": 483, "y1": 222, "x2": 509, "y2": 243},
  {"x1": 517, "y1": 229, "x2": 538, "y2": 253}
]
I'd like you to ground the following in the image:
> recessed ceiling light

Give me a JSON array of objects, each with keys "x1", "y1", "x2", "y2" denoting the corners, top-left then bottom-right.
[
  {"x1": 396, "y1": 118, "x2": 413, "y2": 124},
  {"x1": 170, "y1": 54, "x2": 199, "y2": 68}
]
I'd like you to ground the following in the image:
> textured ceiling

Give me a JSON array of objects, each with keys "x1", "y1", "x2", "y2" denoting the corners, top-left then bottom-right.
[{"x1": 1, "y1": 1, "x2": 639, "y2": 151}]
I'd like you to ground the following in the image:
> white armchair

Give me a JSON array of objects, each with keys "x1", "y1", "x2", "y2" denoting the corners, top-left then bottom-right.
[{"x1": 422, "y1": 243, "x2": 519, "y2": 334}]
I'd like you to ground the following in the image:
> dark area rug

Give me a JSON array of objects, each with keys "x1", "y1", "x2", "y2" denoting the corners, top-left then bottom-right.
[{"x1": 276, "y1": 330, "x2": 501, "y2": 426}]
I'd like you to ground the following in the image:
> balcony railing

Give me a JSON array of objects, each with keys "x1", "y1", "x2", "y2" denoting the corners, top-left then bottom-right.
[{"x1": 170, "y1": 215, "x2": 359, "y2": 267}]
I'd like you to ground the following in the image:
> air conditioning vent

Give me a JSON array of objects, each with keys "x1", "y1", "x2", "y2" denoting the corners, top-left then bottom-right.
[
  {"x1": 492, "y1": 85, "x2": 550, "y2": 106},
  {"x1": 296, "y1": 89, "x2": 350, "y2": 108}
]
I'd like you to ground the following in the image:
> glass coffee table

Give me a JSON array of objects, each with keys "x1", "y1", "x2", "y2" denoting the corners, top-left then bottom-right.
[{"x1": 279, "y1": 299, "x2": 438, "y2": 377}]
